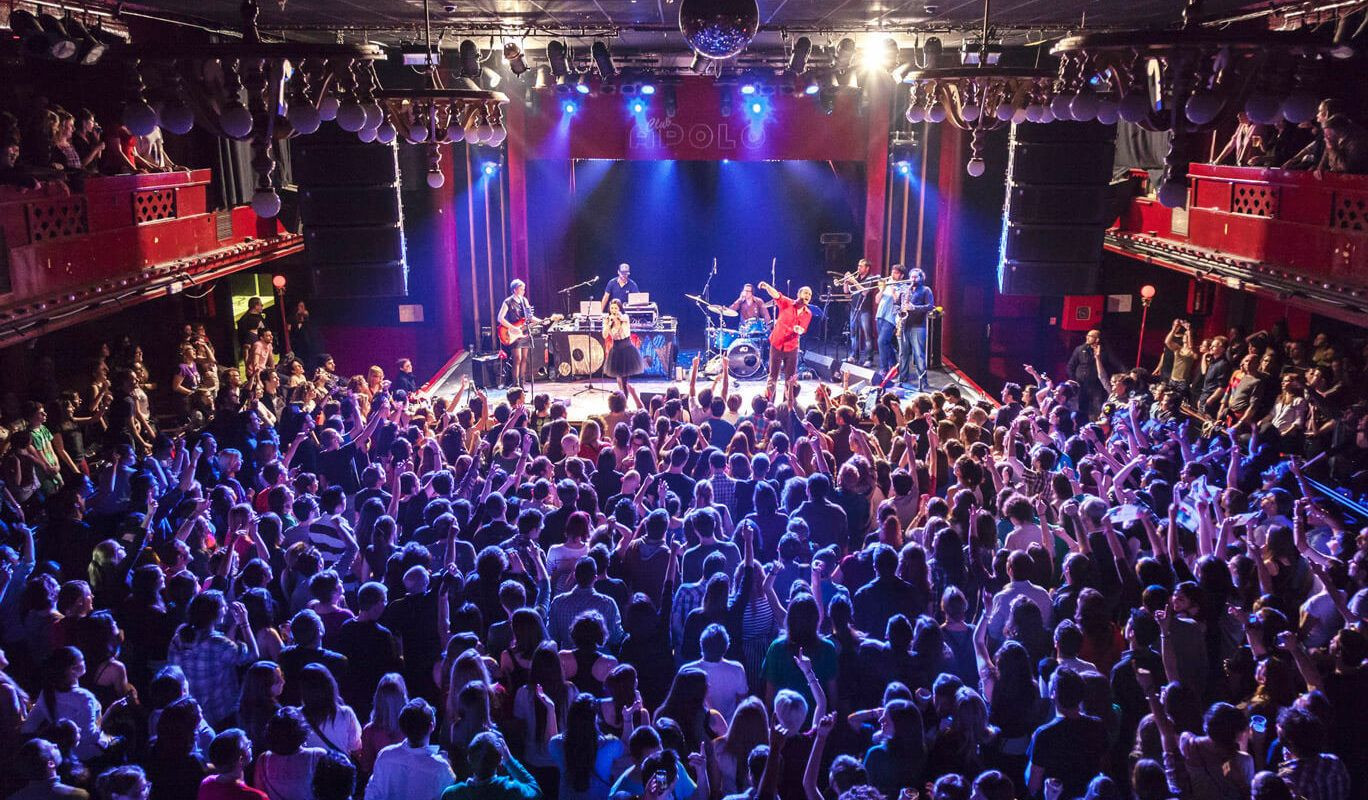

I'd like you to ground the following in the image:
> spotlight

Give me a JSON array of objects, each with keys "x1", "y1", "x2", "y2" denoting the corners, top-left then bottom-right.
[
  {"x1": 880, "y1": 38, "x2": 900, "y2": 71},
  {"x1": 640, "y1": 84, "x2": 656, "y2": 96},
  {"x1": 38, "y1": 14, "x2": 77, "y2": 61},
  {"x1": 547, "y1": 40, "x2": 570, "y2": 77},
  {"x1": 561, "y1": 98, "x2": 579, "y2": 115},
  {"x1": 922, "y1": 37, "x2": 943, "y2": 69},
  {"x1": 787, "y1": 36, "x2": 812, "y2": 74},
  {"x1": 62, "y1": 17, "x2": 107, "y2": 66},
  {"x1": 803, "y1": 74, "x2": 821, "y2": 95},
  {"x1": 575, "y1": 76, "x2": 591, "y2": 95},
  {"x1": 503, "y1": 42, "x2": 529, "y2": 76},
  {"x1": 749, "y1": 101, "x2": 763, "y2": 115},
  {"x1": 630, "y1": 98, "x2": 646, "y2": 114},
  {"x1": 591, "y1": 40, "x2": 617, "y2": 78},
  {"x1": 532, "y1": 66, "x2": 553, "y2": 90},
  {"x1": 482, "y1": 161, "x2": 500, "y2": 177},
  {"x1": 740, "y1": 83, "x2": 756, "y2": 96},
  {"x1": 690, "y1": 51, "x2": 708, "y2": 75},
  {"x1": 458, "y1": 40, "x2": 481, "y2": 79},
  {"x1": 895, "y1": 160, "x2": 912, "y2": 176},
  {"x1": 833, "y1": 37, "x2": 857, "y2": 72}
]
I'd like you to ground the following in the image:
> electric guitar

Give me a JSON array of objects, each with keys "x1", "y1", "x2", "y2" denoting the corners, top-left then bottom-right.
[{"x1": 498, "y1": 313, "x2": 563, "y2": 346}]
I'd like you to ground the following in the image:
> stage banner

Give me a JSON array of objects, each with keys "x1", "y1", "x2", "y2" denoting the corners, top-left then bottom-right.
[{"x1": 522, "y1": 76, "x2": 870, "y2": 162}]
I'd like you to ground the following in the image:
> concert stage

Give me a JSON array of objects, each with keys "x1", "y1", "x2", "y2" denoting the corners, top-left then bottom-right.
[{"x1": 422, "y1": 358, "x2": 988, "y2": 423}]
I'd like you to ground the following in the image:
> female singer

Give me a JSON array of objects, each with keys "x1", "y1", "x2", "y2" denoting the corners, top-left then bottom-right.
[{"x1": 603, "y1": 299, "x2": 644, "y2": 405}]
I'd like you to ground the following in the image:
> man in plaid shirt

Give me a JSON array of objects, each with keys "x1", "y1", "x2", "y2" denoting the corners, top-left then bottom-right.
[{"x1": 1276, "y1": 708, "x2": 1351, "y2": 800}]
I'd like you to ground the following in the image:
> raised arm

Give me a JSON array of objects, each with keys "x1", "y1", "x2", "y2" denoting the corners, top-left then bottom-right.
[{"x1": 802, "y1": 713, "x2": 837, "y2": 800}]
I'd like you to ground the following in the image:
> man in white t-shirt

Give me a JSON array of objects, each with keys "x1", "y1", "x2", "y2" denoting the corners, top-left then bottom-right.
[{"x1": 682, "y1": 623, "x2": 747, "y2": 721}]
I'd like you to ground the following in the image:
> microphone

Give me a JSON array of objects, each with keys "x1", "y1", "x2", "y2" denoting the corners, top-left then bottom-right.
[{"x1": 590, "y1": 275, "x2": 601, "y2": 285}]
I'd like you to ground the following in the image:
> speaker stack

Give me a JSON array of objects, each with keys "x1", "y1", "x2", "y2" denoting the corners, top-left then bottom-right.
[
  {"x1": 998, "y1": 121, "x2": 1117, "y2": 296},
  {"x1": 294, "y1": 126, "x2": 409, "y2": 298}
]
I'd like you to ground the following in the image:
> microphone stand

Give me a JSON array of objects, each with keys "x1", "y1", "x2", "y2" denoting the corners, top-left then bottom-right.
[
  {"x1": 557, "y1": 276, "x2": 599, "y2": 318},
  {"x1": 701, "y1": 258, "x2": 717, "y2": 302}
]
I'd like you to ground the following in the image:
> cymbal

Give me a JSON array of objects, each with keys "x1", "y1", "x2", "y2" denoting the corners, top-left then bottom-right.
[
  {"x1": 717, "y1": 306, "x2": 738, "y2": 317},
  {"x1": 684, "y1": 293, "x2": 706, "y2": 304}
]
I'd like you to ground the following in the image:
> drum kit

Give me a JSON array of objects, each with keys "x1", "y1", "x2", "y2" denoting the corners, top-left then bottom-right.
[{"x1": 685, "y1": 293, "x2": 773, "y2": 380}]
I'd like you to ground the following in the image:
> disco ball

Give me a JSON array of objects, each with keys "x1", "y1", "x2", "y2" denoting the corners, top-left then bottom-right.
[{"x1": 679, "y1": 0, "x2": 760, "y2": 60}]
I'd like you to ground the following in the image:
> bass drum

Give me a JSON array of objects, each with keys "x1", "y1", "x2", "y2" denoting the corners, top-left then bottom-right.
[{"x1": 725, "y1": 339, "x2": 766, "y2": 380}]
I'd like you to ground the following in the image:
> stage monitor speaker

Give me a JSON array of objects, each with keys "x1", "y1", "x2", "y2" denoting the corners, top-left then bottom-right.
[
  {"x1": 801, "y1": 351, "x2": 839, "y2": 382},
  {"x1": 294, "y1": 125, "x2": 408, "y2": 298},
  {"x1": 471, "y1": 354, "x2": 503, "y2": 389},
  {"x1": 837, "y1": 363, "x2": 880, "y2": 385},
  {"x1": 999, "y1": 121, "x2": 1116, "y2": 297}
]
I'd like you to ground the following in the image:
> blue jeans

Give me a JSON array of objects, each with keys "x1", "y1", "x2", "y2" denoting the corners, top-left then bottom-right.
[
  {"x1": 850, "y1": 309, "x2": 875, "y2": 362},
  {"x1": 899, "y1": 322, "x2": 927, "y2": 386},
  {"x1": 877, "y1": 319, "x2": 898, "y2": 373}
]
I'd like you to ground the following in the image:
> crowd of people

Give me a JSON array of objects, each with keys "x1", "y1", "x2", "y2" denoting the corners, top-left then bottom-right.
[
  {"x1": 0, "y1": 99, "x2": 182, "y2": 191},
  {"x1": 1214, "y1": 99, "x2": 1367, "y2": 175},
  {"x1": 0, "y1": 305, "x2": 1365, "y2": 800}
]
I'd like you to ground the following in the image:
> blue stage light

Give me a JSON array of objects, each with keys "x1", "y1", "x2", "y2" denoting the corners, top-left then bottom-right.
[
  {"x1": 575, "y1": 82, "x2": 591, "y2": 95},
  {"x1": 562, "y1": 99, "x2": 578, "y2": 114},
  {"x1": 750, "y1": 101, "x2": 763, "y2": 115},
  {"x1": 804, "y1": 83, "x2": 820, "y2": 95},
  {"x1": 640, "y1": 84, "x2": 656, "y2": 95},
  {"x1": 740, "y1": 83, "x2": 756, "y2": 95},
  {"x1": 631, "y1": 99, "x2": 646, "y2": 114},
  {"x1": 482, "y1": 162, "x2": 499, "y2": 177},
  {"x1": 895, "y1": 160, "x2": 912, "y2": 175}
]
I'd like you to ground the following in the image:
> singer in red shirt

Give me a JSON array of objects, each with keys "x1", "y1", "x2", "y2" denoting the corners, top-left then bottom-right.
[{"x1": 758, "y1": 281, "x2": 813, "y2": 402}]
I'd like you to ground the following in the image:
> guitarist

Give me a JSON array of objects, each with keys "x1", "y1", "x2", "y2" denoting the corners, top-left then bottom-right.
[{"x1": 498, "y1": 279, "x2": 542, "y2": 388}]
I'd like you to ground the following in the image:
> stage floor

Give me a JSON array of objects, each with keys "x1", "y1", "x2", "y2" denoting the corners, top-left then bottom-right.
[{"x1": 424, "y1": 367, "x2": 986, "y2": 422}]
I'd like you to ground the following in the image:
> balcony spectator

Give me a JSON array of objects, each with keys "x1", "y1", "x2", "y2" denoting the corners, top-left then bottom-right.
[
  {"x1": 1, "y1": 113, "x2": 46, "y2": 190},
  {"x1": 1245, "y1": 119, "x2": 1310, "y2": 168},
  {"x1": 1215, "y1": 112, "x2": 1258, "y2": 166},
  {"x1": 1322, "y1": 114, "x2": 1368, "y2": 175},
  {"x1": 71, "y1": 109, "x2": 104, "y2": 172},
  {"x1": 1283, "y1": 99, "x2": 1344, "y2": 170},
  {"x1": 22, "y1": 109, "x2": 63, "y2": 172},
  {"x1": 100, "y1": 119, "x2": 140, "y2": 175}
]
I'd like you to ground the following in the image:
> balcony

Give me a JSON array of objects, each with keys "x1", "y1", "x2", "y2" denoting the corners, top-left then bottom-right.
[
  {"x1": 1109, "y1": 164, "x2": 1368, "y2": 326},
  {"x1": 0, "y1": 169, "x2": 303, "y2": 347}
]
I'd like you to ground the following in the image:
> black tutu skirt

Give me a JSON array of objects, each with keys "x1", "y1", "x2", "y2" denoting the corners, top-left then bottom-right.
[{"x1": 605, "y1": 340, "x2": 644, "y2": 377}]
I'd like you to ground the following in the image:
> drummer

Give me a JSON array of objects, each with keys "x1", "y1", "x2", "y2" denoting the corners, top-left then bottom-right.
[{"x1": 729, "y1": 283, "x2": 771, "y2": 324}]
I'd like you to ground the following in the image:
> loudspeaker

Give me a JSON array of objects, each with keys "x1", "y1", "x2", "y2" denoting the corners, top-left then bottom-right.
[
  {"x1": 999, "y1": 121, "x2": 1116, "y2": 296},
  {"x1": 839, "y1": 362, "x2": 877, "y2": 386},
  {"x1": 471, "y1": 354, "x2": 504, "y2": 389},
  {"x1": 294, "y1": 125, "x2": 408, "y2": 298},
  {"x1": 801, "y1": 351, "x2": 839, "y2": 382}
]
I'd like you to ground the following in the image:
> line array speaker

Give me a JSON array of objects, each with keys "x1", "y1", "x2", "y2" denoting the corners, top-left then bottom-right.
[{"x1": 998, "y1": 121, "x2": 1117, "y2": 296}]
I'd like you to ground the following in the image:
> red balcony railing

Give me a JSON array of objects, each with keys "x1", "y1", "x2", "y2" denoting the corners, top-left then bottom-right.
[
  {"x1": 0, "y1": 170, "x2": 303, "y2": 346},
  {"x1": 1109, "y1": 164, "x2": 1368, "y2": 325}
]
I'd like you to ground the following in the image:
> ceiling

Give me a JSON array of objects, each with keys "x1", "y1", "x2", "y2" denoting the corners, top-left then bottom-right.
[{"x1": 123, "y1": 0, "x2": 1262, "y2": 49}]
